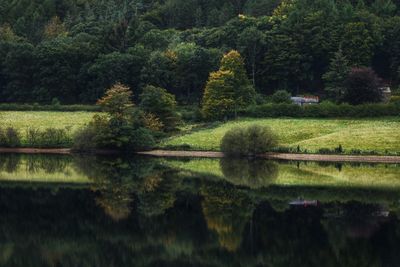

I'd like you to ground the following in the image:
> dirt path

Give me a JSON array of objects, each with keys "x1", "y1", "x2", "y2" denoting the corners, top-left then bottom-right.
[{"x1": 138, "y1": 150, "x2": 400, "y2": 164}]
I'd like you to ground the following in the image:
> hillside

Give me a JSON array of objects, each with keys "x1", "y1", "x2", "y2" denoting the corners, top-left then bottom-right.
[{"x1": 1, "y1": 0, "x2": 400, "y2": 104}]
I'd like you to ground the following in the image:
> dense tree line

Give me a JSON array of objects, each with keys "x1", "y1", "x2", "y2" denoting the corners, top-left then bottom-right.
[{"x1": 0, "y1": 0, "x2": 400, "y2": 104}]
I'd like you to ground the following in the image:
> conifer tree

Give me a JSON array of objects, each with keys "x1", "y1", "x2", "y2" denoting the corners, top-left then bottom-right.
[
  {"x1": 322, "y1": 48, "x2": 351, "y2": 102},
  {"x1": 202, "y1": 50, "x2": 255, "y2": 120}
]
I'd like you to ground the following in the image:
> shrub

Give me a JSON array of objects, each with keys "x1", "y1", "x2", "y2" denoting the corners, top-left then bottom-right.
[
  {"x1": 318, "y1": 148, "x2": 333, "y2": 154},
  {"x1": 140, "y1": 85, "x2": 180, "y2": 131},
  {"x1": 5, "y1": 127, "x2": 21, "y2": 147},
  {"x1": 343, "y1": 67, "x2": 382, "y2": 105},
  {"x1": 0, "y1": 128, "x2": 7, "y2": 146},
  {"x1": 220, "y1": 127, "x2": 249, "y2": 157},
  {"x1": 39, "y1": 128, "x2": 70, "y2": 147},
  {"x1": 142, "y1": 112, "x2": 164, "y2": 132},
  {"x1": 334, "y1": 144, "x2": 344, "y2": 154},
  {"x1": 73, "y1": 111, "x2": 157, "y2": 152},
  {"x1": 73, "y1": 115, "x2": 112, "y2": 151},
  {"x1": 126, "y1": 127, "x2": 156, "y2": 151},
  {"x1": 73, "y1": 126, "x2": 98, "y2": 151},
  {"x1": 271, "y1": 90, "x2": 292, "y2": 104},
  {"x1": 26, "y1": 128, "x2": 40, "y2": 146},
  {"x1": 221, "y1": 125, "x2": 278, "y2": 157}
]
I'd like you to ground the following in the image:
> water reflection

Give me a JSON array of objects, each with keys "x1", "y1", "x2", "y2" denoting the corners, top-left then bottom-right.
[
  {"x1": 0, "y1": 154, "x2": 400, "y2": 266},
  {"x1": 220, "y1": 158, "x2": 278, "y2": 188}
]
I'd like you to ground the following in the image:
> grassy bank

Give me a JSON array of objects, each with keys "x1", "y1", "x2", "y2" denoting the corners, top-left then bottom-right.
[
  {"x1": 0, "y1": 111, "x2": 95, "y2": 144},
  {"x1": 161, "y1": 117, "x2": 400, "y2": 154}
]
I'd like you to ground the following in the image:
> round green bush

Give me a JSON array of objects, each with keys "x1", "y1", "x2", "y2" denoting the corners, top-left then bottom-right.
[
  {"x1": 220, "y1": 124, "x2": 278, "y2": 157},
  {"x1": 271, "y1": 90, "x2": 292, "y2": 104}
]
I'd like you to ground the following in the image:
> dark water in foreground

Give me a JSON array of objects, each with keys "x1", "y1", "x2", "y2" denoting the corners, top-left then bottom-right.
[{"x1": 1, "y1": 154, "x2": 400, "y2": 267}]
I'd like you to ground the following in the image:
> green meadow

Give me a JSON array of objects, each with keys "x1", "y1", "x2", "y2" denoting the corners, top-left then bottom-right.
[
  {"x1": 0, "y1": 111, "x2": 95, "y2": 140},
  {"x1": 161, "y1": 117, "x2": 400, "y2": 154}
]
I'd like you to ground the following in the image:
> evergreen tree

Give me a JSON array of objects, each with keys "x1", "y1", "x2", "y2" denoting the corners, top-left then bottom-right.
[
  {"x1": 322, "y1": 48, "x2": 351, "y2": 102},
  {"x1": 202, "y1": 50, "x2": 255, "y2": 120}
]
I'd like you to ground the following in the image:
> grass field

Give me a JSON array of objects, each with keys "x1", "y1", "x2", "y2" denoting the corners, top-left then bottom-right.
[
  {"x1": 161, "y1": 117, "x2": 400, "y2": 154},
  {"x1": 0, "y1": 111, "x2": 95, "y2": 139}
]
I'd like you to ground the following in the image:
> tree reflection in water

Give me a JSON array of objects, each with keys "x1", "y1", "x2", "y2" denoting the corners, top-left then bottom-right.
[
  {"x1": 220, "y1": 158, "x2": 279, "y2": 188},
  {"x1": 0, "y1": 154, "x2": 400, "y2": 266}
]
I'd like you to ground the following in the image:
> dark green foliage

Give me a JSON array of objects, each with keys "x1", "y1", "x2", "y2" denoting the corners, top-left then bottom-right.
[
  {"x1": 221, "y1": 124, "x2": 278, "y2": 157},
  {"x1": 125, "y1": 127, "x2": 156, "y2": 151},
  {"x1": 0, "y1": 127, "x2": 21, "y2": 147},
  {"x1": 335, "y1": 144, "x2": 344, "y2": 153},
  {"x1": 139, "y1": 85, "x2": 180, "y2": 131},
  {"x1": 322, "y1": 49, "x2": 351, "y2": 102},
  {"x1": 271, "y1": 90, "x2": 292, "y2": 104},
  {"x1": 0, "y1": 0, "x2": 399, "y2": 105},
  {"x1": 344, "y1": 67, "x2": 383, "y2": 104},
  {"x1": 74, "y1": 84, "x2": 156, "y2": 152},
  {"x1": 73, "y1": 115, "x2": 111, "y2": 151},
  {"x1": 26, "y1": 128, "x2": 71, "y2": 148}
]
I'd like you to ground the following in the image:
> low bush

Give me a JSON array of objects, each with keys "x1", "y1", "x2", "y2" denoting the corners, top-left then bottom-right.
[
  {"x1": 73, "y1": 113, "x2": 158, "y2": 152},
  {"x1": 221, "y1": 124, "x2": 278, "y2": 157},
  {"x1": 126, "y1": 127, "x2": 156, "y2": 151},
  {"x1": 139, "y1": 85, "x2": 181, "y2": 131},
  {"x1": 271, "y1": 90, "x2": 292, "y2": 104},
  {"x1": 318, "y1": 148, "x2": 334, "y2": 154},
  {"x1": 26, "y1": 128, "x2": 71, "y2": 148},
  {"x1": 0, "y1": 127, "x2": 21, "y2": 147},
  {"x1": 73, "y1": 115, "x2": 113, "y2": 151}
]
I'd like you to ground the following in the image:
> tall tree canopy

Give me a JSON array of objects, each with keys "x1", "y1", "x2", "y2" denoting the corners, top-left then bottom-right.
[{"x1": 0, "y1": 0, "x2": 399, "y2": 104}]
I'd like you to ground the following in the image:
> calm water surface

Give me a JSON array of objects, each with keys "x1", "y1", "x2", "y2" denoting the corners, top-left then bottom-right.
[{"x1": 0, "y1": 154, "x2": 400, "y2": 267}]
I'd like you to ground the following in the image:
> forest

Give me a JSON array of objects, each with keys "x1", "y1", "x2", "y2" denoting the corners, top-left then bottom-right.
[{"x1": 1, "y1": 0, "x2": 400, "y2": 104}]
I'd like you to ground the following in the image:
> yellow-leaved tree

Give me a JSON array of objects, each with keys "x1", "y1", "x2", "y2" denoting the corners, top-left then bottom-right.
[{"x1": 201, "y1": 50, "x2": 255, "y2": 120}]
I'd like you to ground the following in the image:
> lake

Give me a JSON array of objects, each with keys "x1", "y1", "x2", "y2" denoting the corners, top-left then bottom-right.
[{"x1": 0, "y1": 153, "x2": 400, "y2": 266}]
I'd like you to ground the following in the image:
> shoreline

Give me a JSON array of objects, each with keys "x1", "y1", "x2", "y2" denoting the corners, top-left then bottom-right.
[{"x1": 0, "y1": 148, "x2": 399, "y2": 163}]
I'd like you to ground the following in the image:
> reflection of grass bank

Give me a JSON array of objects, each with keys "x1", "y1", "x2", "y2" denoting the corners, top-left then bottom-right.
[
  {"x1": 0, "y1": 154, "x2": 91, "y2": 183},
  {"x1": 166, "y1": 158, "x2": 400, "y2": 189},
  {"x1": 161, "y1": 117, "x2": 400, "y2": 154}
]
